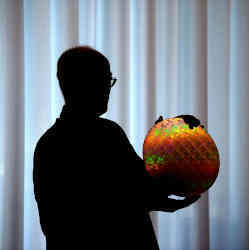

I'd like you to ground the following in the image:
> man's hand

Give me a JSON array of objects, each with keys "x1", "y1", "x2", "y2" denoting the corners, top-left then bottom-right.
[
  {"x1": 174, "y1": 114, "x2": 204, "y2": 129},
  {"x1": 154, "y1": 114, "x2": 205, "y2": 129},
  {"x1": 150, "y1": 194, "x2": 201, "y2": 213},
  {"x1": 145, "y1": 173, "x2": 202, "y2": 213},
  {"x1": 154, "y1": 115, "x2": 163, "y2": 125}
]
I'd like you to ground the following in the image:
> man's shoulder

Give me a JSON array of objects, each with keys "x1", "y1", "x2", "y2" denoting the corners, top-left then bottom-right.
[
  {"x1": 34, "y1": 118, "x2": 124, "y2": 150},
  {"x1": 98, "y1": 117, "x2": 129, "y2": 140},
  {"x1": 34, "y1": 123, "x2": 57, "y2": 154},
  {"x1": 98, "y1": 117, "x2": 123, "y2": 131}
]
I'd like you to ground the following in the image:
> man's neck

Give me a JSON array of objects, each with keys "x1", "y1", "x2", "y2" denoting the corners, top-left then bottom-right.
[{"x1": 59, "y1": 104, "x2": 99, "y2": 121}]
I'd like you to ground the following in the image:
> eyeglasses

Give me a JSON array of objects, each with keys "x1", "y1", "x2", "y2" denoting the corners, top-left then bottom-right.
[{"x1": 110, "y1": 77, "x2": 117, "y2": 88}]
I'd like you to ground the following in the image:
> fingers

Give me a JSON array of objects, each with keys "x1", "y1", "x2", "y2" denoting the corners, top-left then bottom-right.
[
  {"x1": 154, "y1": 115, "x2": 164, "y2": 125},
  {"x1": 157, "y1": 195, "x2": 201, "y2": 213},
  {"x1": 183, "y1": 195, "x2": 201, "y2": 205},
  {"x1": 156, "y1": 197, "x2": 187, "y2": 212},
  {"x1": 160, "y1": 208, "x2": 177, "y2": 213},
  {"x1": 189, "y1": 116, "x2": 201, "y2": 129},
  {"x1": 156, "y1": 114, "x2": 205, "y2": 130},
  {"x1": 178, "y1": 115, "x2": 202, "y2": 130}
]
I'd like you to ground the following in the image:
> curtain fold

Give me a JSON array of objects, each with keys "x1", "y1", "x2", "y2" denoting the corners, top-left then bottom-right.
[
  {"x1": 207, "y1": 1, "x2": 230, "y2": 250},
  {"x1": 0, "y1": 1, "x2": 24, "y2": 249},
  {"x1": 1, "y1": 0, "x2": 249, "y2": 250},
  {"x1": 228, "y1": 0, "x2": 249, "y2": 249}
]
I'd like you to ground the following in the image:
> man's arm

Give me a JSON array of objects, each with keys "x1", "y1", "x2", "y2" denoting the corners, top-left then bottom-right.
[
  {"x1": 115, "y1": 122, "x2": 201, "y2": 213},
  {"x1": 137, "y1": 156, "x2": 173, "y2": 212},
  {"x1": 138, "y1": 156, "x2": 201, "y2": 213},
  {"x1": 114, "y1": 123, "x2": 171, "y2": 212}
]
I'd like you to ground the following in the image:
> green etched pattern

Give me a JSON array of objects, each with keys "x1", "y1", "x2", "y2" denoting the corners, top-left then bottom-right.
[
  {"x1": 155, "y1": 124, "x2": 190, "y2": 137},
  {"x1": 145, "y1": 154, "x2": 165, "y2": 165}
]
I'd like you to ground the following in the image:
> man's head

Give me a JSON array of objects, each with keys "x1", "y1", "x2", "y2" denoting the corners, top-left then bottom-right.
[{"x1": 57, "y1": 45, "x2": 113, "y2": 116}]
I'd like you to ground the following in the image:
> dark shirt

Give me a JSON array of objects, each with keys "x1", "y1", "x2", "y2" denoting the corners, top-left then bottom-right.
[{"x1": 33, "y1": 105, "x2": 160, "y2": 250}]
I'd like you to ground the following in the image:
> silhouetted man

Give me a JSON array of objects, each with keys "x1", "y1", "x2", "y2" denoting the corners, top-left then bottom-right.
[{"x1": 33, "y1": 46, "x2": 201, "y2": 250}]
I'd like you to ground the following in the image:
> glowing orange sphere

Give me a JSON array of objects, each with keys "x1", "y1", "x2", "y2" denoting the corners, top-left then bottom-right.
[{"x1": 143, "y1": 117, "x2": 220, "y2": 197}]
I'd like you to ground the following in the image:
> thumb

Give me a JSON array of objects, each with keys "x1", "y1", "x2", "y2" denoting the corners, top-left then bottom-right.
[
  {"x1": 155, "y1": 115, "x2": 163, "y2": 124},
  {"x1": 184, "y1": 195, "x2": 201, "y2": 202}
]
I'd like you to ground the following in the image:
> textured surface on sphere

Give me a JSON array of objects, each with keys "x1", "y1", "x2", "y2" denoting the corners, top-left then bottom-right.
[{"x1": 143, "y1": 117, "x2": 220, "y2": 196}]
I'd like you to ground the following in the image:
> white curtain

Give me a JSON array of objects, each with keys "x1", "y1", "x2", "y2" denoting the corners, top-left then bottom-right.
[{"x1": 0, "y1": 0, "x2": 248, "y2": 249}]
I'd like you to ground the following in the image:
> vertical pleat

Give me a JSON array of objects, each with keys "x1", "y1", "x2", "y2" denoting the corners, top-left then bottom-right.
[
  {"x1": 178, "y1": 0, "x2": 192, "y2": 114},
  {"x1": 155, "y1": 0, "x2": 168, "y2": 119},
  {"x1": 96, "y1": 0, "x2": 122, "y2": 123},
  {"x1": 78, "y1": 0, "x2": 96, "y2": 47},
  {"x1": 189, "y1": 2, "x2": 209, "y2": 250},
  {"x1": 156, "y1": 1, "x2": 180, "y2": 249},
  {"x1": 228, "y1": 0, "x2": 249, "y2": 249},
  {"x1": 0, "y1": 1, "x2": 24, "y2": 249},
  {"x1": 158, "y1": 1, "x2": 209, "y2": 249},
  {"x1": 50, "y1": 0, "x2": 79, "y2": 121},
  {"x1": 141, "y1": 0, "x2": 158, "y2": 237},
  {"x1": 114, "y1": 0, "x2": 131, "y2": 132},
  {"x1": 208, "y1": 0, "x2": 230, "y2": 250},
  {"x1": 24, "y1": 0, "x2": 51, "y2": 249},
  {"x1": 100, "y1": 0, "x2": 131, "y2": 132},
  {"x1": 129, "y1": 0, "x2": 140, "y2": 151}
]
